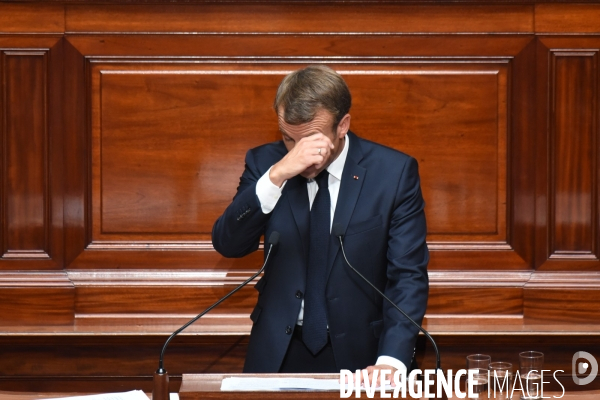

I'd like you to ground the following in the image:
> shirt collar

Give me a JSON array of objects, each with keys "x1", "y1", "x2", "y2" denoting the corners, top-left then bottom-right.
[{"x1": 326, "y1": 133, "x2": 349, "y2": 181}]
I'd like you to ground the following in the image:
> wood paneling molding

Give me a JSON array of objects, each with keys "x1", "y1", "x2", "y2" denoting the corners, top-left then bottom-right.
[
  {"x1": 0, "y1": 4, "x2": 64, "y2": 34},
  {"x1": 536, "y1": 4, "x2": 600, "y2": 33},
  {"x1": 66, "y1": 35, "x2": 534, "y2": 58},
  {"x1": 525, "y1": 272, "x2": 600, "y2": 323},
  {"x1": 63, "y1": 269, "x2": 534, "y2": 319},
  {"x1": 0, "y1": 271, "x2": 74, "y2": 325},
  {"x1": 69, "y1": 269, "x2": 260, "y2": 315},
  {"x1": 65, "y1": 4, "x2": 533, "y2": 34}
]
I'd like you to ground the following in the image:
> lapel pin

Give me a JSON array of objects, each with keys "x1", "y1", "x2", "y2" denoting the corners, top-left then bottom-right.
[{"x1": 353, "y1": 175, "x2": 359, "y2": 180}]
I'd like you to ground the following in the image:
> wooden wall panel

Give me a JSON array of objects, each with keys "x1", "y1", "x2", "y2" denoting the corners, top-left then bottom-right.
[
  {"x1": 0, "y1": 2, "x2": 600, "y2": 390},
  {"x1": 93, "y1": 66, "x2": 280, "y2": 240},
  {"x1": 510, "y1": 38, "x2": 537, "y2": 275},
  {"x1": 427, "y1": 271, "x2": 529, "y2": 318},
  {"x1": 537, "y1": 37, "x2": 600, "y2": 271},
  {"x1": 525, "y1": 272, "x2": 600, "y2": 323},
  {"x1": 0, "y1": 335, "x2": 248, "y2": 378},
  {"x1": 0, "y1": 271, "x2": 73, "y2": 326},
  {"x1": 66, "y1": 35, "x2": 534, "y2": 58},
  {"x1": 550, "y1": 52, "x2": 598, "y2": 260},
  {"x1": 66, "y1": 4, "x2": 533, "y2": 34},
  {"x1": 0, "y1": 4, "x2": 63, "y2": 34},
  {"x1": 85, "y1": 61, "x2": 513, "y2": 245},
  {"x1": 536, "y1": 4, "x2": 600, "y2": 33},
  {"x1": 2, "y1": 52, "x2": 49, "y2": 259},
  {"x1": 345, "y1": 65, "x2": 507, "y2": 243},
  {"x1": 428, "y1": 287, "x2": 522, "y2": 315},
  {"x1": 0, "y1": 37, "x2": 63, "y2": 270},
  {"x1": 62, "y1": 38, "x2": 532, "y2": 270},
  {"x1": 70, "y1": 270, "x2": 259, "y2": 315}
]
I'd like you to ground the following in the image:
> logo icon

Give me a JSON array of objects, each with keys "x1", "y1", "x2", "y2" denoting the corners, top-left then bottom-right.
[{"x1": 572, "y1": 351, "x2": 598, "y2": 385}]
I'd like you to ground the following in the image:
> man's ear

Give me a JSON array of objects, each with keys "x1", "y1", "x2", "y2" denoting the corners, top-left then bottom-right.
[{"x1": 337, "y1": 114, "x2": 351, "y2": 138}]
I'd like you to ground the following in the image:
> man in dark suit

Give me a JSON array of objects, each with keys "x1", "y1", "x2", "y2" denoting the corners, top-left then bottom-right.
[{"x1": 212, "y1": 65, "x2": 428, "y2": 379}]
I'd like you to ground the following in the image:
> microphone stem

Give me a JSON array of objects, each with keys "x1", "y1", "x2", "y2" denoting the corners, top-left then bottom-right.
[
  {"x1": 158, "y1": 242, "x2": 275, "y2": 371},
  {"x1": 337, "y1": 236, "x2": 441, "y2": 372}
]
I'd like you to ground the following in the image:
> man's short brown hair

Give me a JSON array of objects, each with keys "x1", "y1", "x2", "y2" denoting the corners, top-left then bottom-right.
[{"x1": 274, "y1": 65, "x2": 351, "y2": 128}]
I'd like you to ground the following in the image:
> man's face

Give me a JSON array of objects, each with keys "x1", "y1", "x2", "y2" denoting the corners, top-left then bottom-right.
[{"x1": 278, "y1": 108, "x2": 348, "y2": 179}]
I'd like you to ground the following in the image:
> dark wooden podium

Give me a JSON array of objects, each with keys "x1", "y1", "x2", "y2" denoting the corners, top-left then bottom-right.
[{"x1": 178, "y1": 373, "x2": 600, "y2": 400}]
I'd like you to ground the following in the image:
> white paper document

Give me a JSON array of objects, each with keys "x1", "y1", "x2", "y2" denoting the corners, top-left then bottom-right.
[
  {"x1": 221, "y1": 377, "x2": 341, "y2": 391},
  {"x1": 38, "y1": 390, "x2": 150, "y2": 400}
]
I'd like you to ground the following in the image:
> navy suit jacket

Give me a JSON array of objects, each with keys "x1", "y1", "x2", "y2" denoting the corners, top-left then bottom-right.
[{"x1": 212, "y1": 131, "x2": 429, "y2": 373}]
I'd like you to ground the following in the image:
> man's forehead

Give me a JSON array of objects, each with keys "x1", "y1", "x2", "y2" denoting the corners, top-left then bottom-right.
[{"x1": 278, "y1": 109, "x2": 333, "y2": 128}]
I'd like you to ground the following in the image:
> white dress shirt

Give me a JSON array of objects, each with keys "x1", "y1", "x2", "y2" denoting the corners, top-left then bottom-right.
[{"x1": 254, "y1": 134, "x2": 406, "y2": 374}]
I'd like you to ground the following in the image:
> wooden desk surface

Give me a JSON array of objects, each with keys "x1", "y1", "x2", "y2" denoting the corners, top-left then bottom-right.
[
  {"x1": 179, "y1": 373, "x2": 600, "y2": 400},
  {"x1": 1, "y1": 374, "x2": 598, "y2": 400}
]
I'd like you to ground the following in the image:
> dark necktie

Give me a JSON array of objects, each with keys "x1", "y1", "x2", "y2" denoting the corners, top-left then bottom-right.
[{"x1": 302, "y1": 170, "x2": 330, "y2": 355}]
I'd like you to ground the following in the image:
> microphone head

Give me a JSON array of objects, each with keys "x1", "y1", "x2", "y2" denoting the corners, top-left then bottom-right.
[
  {"x1": 268, "y1": 231, "x2": 280, "y2": 246},
  {"x1": 332, "y1": 223, "x2": 344, "y2": 238}
]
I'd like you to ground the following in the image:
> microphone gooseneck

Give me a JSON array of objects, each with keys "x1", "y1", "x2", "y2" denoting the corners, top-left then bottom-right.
[
  {"x1": 332, "y1": 223, "x2": 440, "y2": 372},
  {"x1": 155, "y1": 231, "x2": 280, "y2": 376}
]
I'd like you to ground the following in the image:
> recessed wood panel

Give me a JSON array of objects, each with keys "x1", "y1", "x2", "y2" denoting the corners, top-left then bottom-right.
[
  {"x1": 1, "y1": 52, "x2": 49, "y2": 259},
  {"x1": 344, "y1": 65, "x2": 508, "y2": 243},
  {"x1": 66, "y1": 4, "x2": 532, "y2": 34},
  {"x1": 549, "y1": 51, "x2": 598, "y2": 260},
  {"x1": 91, "y1": 65, "x2": 281, "y2": 241},
  {"x1": 89, "y1": 61, "x2": 509, "y2": 250},
  {"x1": 537, "y1": 37, "x2": 600, "y2": 271},
  {"x1": 62, "y1": 32, "x2": 535, "y2": 269}
]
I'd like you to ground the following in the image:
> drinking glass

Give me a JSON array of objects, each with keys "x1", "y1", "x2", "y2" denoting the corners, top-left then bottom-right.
[
  {"x1": 519, "y1": 351, "x2": 544, "y2": 400},
  {"x1": 489, "y1": 361, "x2": 512, "y2": 399},
  {"x1": 466, "y1": 354, "x2": 491, "y2": 399}
]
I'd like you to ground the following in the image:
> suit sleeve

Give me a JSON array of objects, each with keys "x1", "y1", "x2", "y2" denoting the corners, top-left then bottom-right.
[
  {"x1": 378, "y1": 156, "x2": 429, "y2": 367},
  {"x1": 212, "y1": 149, "x2": 273, "y2": 258}
]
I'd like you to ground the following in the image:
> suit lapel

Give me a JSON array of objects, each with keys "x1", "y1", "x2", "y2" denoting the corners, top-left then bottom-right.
[{"x1": 327, "y1": 132, "x2": 366, "y2": 279}]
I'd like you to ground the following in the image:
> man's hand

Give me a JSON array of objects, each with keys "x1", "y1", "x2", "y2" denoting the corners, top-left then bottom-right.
[
  {"x1": 269, "y1": 133, "x2": 334, "y2": 186},
  {"x1": 358, "y1": 364, "x2": 398, "y2": 388}
]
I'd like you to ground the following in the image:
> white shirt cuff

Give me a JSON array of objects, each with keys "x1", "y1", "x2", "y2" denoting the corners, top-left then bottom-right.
[
  {"x1": 255, "y1": 167, "x2": 286, "y2": 214},
  {"x1": 376, "y1": 356, "x2": 407, "y2": 376}
]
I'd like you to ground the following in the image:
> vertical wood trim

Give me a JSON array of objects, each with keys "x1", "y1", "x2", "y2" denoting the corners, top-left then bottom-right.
[
  {"x1": 0, "y1": 51, "x2": 4, "y2": 258},
  {"x1": 63, "y1": 39, "x2": 88, "y2": 267},
  {"x1": 1, "y1": 51, "x2": 50, "y2": 259},
  {"x1": 549, "y1": 51, "x2": 598, "y2": 261},
  {"x1": 509, "y1": 37, "x2": 536, "y2": 269}
]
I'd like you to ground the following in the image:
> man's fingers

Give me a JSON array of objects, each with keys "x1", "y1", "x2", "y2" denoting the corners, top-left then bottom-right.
[
  {"x1": 298, "y1": 133, "x2": 334, "y2": 149},
  {"x1": 356, "y1": 365, "x2": 398, "y2": 388},
  {"x1": 273, "y1": 132, "x2": 335, "y2": 180}
]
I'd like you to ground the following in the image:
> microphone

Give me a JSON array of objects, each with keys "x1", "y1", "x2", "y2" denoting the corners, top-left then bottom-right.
[
  {"x1": 153, "y1": 231, "x2": 280, "y2": 400},
  {"x1": 332, "y1": 223, "x2": 440, "y2": 372}
]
